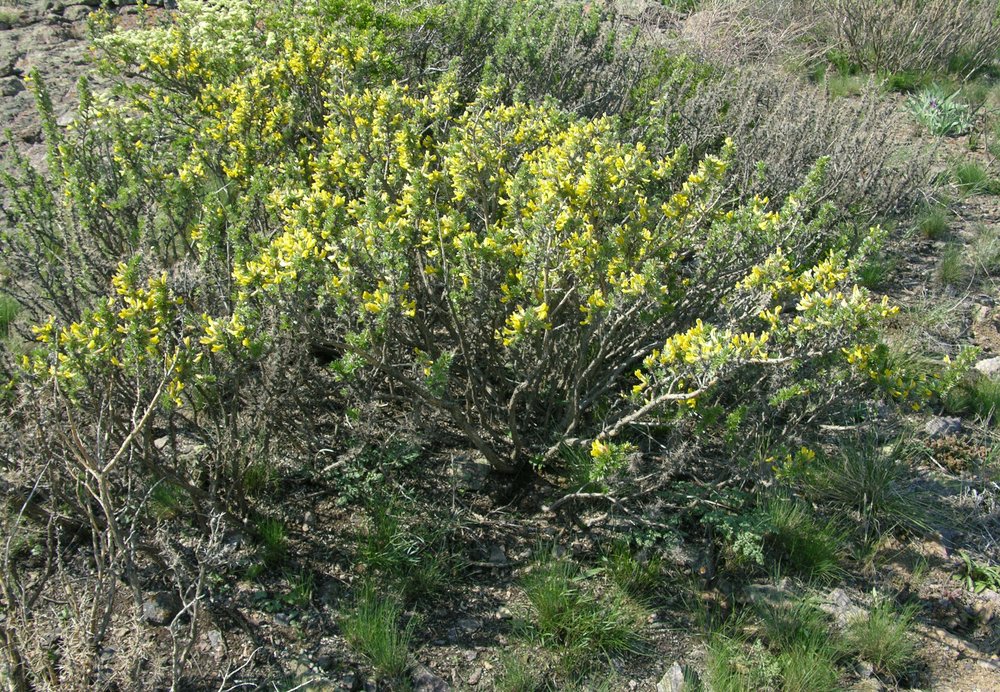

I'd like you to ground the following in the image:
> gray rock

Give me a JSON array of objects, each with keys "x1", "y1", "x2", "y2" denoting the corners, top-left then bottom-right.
[
  {"x1": 0, "y1": 77, "x2": 24, "y2": 97},
  {"x1": 925, "y1": 416, "x2": 962, "y2": 439},
  {"x1": 488, "y1": 544, "x2": 508, "y2": 566},
  {"x1": 142, "y1": 591, "x2": 181, "y2": 626},
  {"x1": 412, "y1": 663, "x2": 450, "y2": 692},
  {"x1": 450, "y1": 453, "x2": 491, "y2": 491},
  {"x1": 656, "y1": 662, "x2": 687, "y2": 692},
  {"x1": 456, "y1": 617, "x2": 481, "y2": 633},
  {"x1": 976, "y1": 356, "x2": 1000, "y2": 377},
  {"x1": 821, "y1": 588, "x2": 864, "y2": 626},
  {"x1": 206, "y1": 629, "x2": 222, "y2": 647},
  {"x1": 62, "y1": 6, "x2": 94, "y2": 22}
]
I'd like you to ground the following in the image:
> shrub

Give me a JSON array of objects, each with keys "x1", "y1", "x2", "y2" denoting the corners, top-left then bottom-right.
[
  {"x1": 828, "y1": 0, "x2": 1000, "y2": 76},
  {"x1": 652, "y1": 68, "x2": 930, "y2": 220}
]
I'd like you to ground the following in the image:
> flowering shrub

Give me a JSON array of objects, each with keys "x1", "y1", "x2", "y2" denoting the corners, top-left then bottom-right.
[{"x1": 0, "y1": 0, "x2": 929, "y2": 479}]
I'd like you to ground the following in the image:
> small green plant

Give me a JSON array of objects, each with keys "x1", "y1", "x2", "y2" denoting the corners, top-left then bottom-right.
[
  {"x1": 600, "y1": 541, "x2": 663, "y2": 598},
  {"x1": 341, "y1": 584, "x2": 414, "y2": 681},
  {"x1": 0, "y1": 294, "x2": 18, "y2": 339},
  {"x1": 804, "y1": 441, "x2": 932, "y2": 547},
  {"x1": 705, "y1": 634, "x2": 781, "y2": 692},
  {"x1": 916, "y1": 206, "x2": 950, "y2": 240},
  {"x1": 282, "y1": 569, "x2": 315, "y2": 608},
  {"x1": 358, "y1": 499, "x2": 451, "y2": 602},
  {"x1": 951, "y1": 160, "x2": 998, "y2": 194},
  {"x1": 954, "y1": 550, "x2": 1000, "y2": 593},
  {"x1": 937, "y1": 244, "x2": 969, "y2": 287},
  {"x1": 844, "y1": 596, "x2": 919, "y2": 680},
  {"x1": 763, "y1": 499, "x2": 844, "y2": 582},
  {"x1": 519, "y1": 553, "x2": 648, "y2": 675},
  {"x1": 257, "y1": 517, "x2": 288, "y2": 568},
  {"x1": 907, "y1": 88, "x2": 972, "y2": 136},
  {"x1": 494, "y1": 650, "x2": 546, "y2": 692}
]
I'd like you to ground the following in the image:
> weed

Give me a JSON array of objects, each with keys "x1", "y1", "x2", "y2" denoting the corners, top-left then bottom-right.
[
  {"x1": 705, "y1": 634, "x2": 781, "y2": 692},
  {"x1": 0, "y1": 294, "x2": 17, "y2": 339},
  {"x1": 0, "y1": 8, "x2": 22, "y2": 26},
  {"x1": 256, "y1": 517, "x2": 287, "y2": 568},
  {"x1": 341, "y1": 584, "x2": 414, "y2": 681},
  {"x1": 916, "y1": 206, "x2": 950, "y2": 240},
  {"x1": 954, "y1": 550, "x2": 1000, "y2": 593},
  {"x1": 149, "y1": 481, "x2": 188, "y2": 521},
  {"x1": 970, "y1": 223, "x2": 1000, "y2": 273},
  {"x1": 885, "y1": 70, "x2": 932, "y2": 94},
  {"x1": 804, "y1": 441, "x2": 932, "y2": 547},
  {"x1": 600, "y1": 541, "x2": 663, "y2": 598},
  {"x1": 519, "y1": 553, "x2": 648, "y2": 675},
  {"x1": 907, "y1": 87, "x2": 972, "y2": 136},
  {"x1": 944, "y1": 374, "x2": 1000, "y2": 422},
  {"x1": 763, "y1": 499, "x2": 844, "y2": 582},
  {"x1": 359, "y1": 499, "x2": 451, "y2": 602},
  {"x1": 494, "y1": 650, "x2": 545, "y2": 692},
  {"x1": 242, "y1": 460, "x2": 277, "y2": 498},
  {"x1": 856, "y1": 255, "x2": 895, "y2": 289},
  {"x1": 937, "y1": 244, "x2": 969, "y2": 288},
  {"x1": 951, "y1": 160, "x2": 998, "y2": 195},
  {"x1": 844, "y1": 596, "x2": 919, "y2": 680},
  {"x1": 282, "y1": 569, "x2": 314, "y2": 608},
  {"x1": 824, "y1": 73, "x2": 865, "y2": 99},
  {"x1": 778, "y1": 645, "x2": 841, "y2": 692}
]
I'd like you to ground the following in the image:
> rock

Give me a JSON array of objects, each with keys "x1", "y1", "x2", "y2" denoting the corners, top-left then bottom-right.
[
  {"x1": 456, "y1": 617, "x2": 481, "y2": 633},
  {"x1": 488, "y1": 545, "x2": 508, "y2": 566},
  {"x1": 921, "y1": 537, "x2": 949, "y2": 560},
  {"x1": 412, "y1": 663, "x2": 450, "y2": 692},
  {"x1": 743, "y1": 578, "x2": 796, "y2": 608},
  {"x1": 450, "y1": 453, "x2": 491, "y2": 491},
  {"x1": 206, "y1": 629, "x2": 223, "y2": 650},
  {"x1": 656, "y1": 662, "x2": 687, "y2": 692},
  {"x1": 821, "y1": 588, "x2": 864, "y2": 626},
  {"x1": 62, "y1": 5, "x2": 94, "y2": 22},
  {"x1": 142, "y1": 591, "x2": 181, "y2": 626},
  {"x1": 975, "y1": 357, "x2": 1000, "y2": 377},
  {"x1": 0, "y1": 77, "x2": 24, "y2": 96},
  {"x1": 925, "y1": 416, "x2": 962, "y2": 439}
]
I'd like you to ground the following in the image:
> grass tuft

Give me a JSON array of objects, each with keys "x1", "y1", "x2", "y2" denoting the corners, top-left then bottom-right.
[
  {"x1": 844, "y1": 597, "x2": 919, "y2": 680},
  {"x1": 520, "y1": 552, "x2": 648, "y2": 675},
  {"x1": 951, "y1": 160, "x2": 998, "y2": 195},
  {"x1": 916, "y1": 206, "x2": 950, "y2": 240},
  {"x1": 341, "y1": 584, "x2": 414, "y2": 680},
  {"x1": 803, "y1": 441, "x2": 933, "y2": 547},
  {"x1": 763, "y1": 499, "x2": 843, "y2": 582}
]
